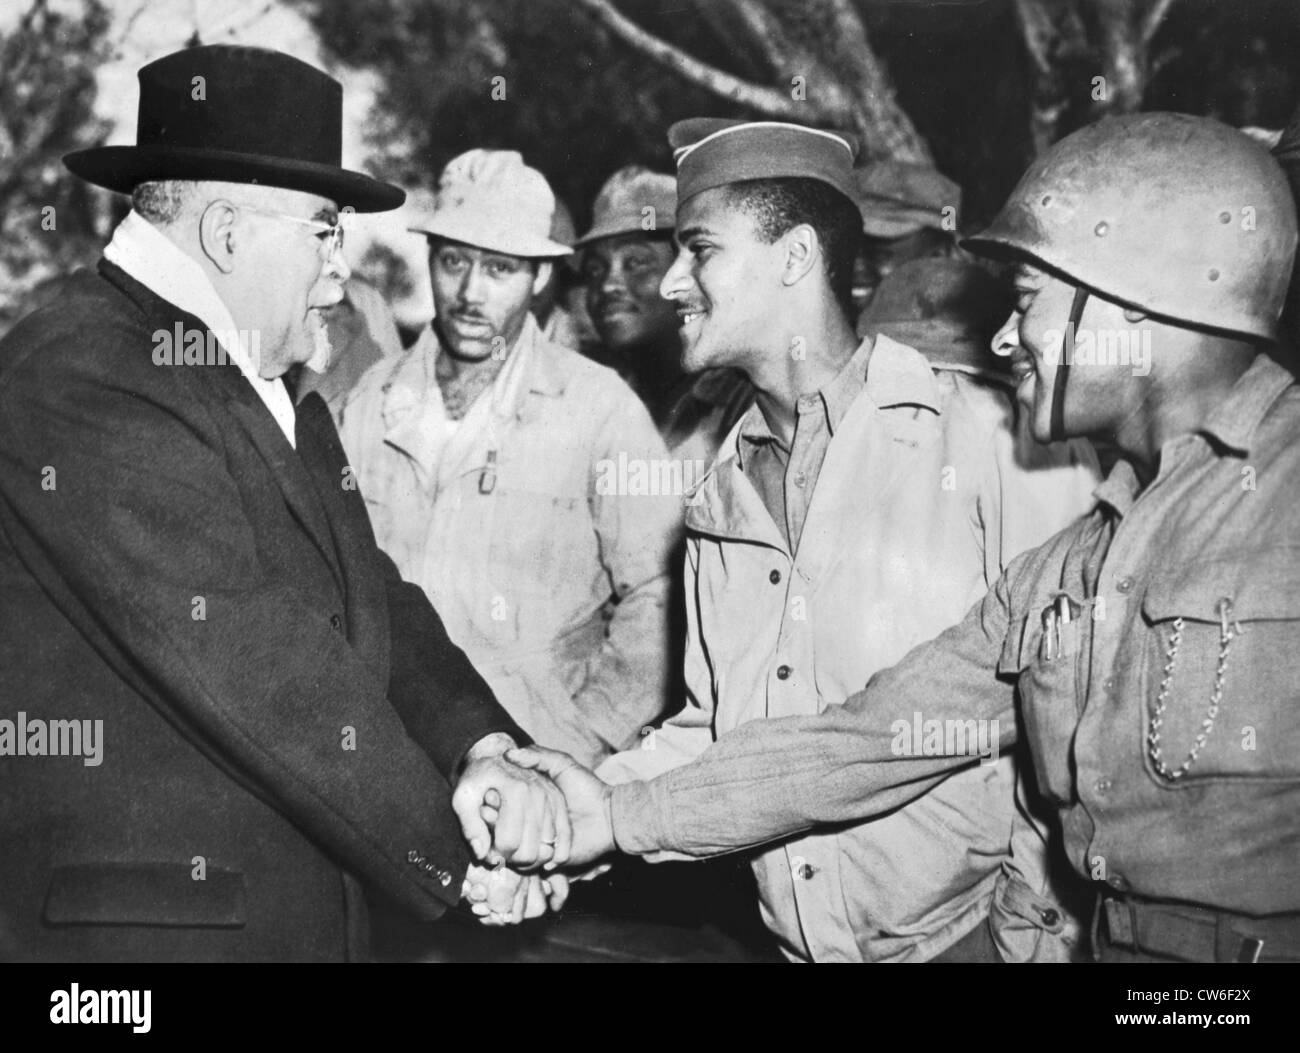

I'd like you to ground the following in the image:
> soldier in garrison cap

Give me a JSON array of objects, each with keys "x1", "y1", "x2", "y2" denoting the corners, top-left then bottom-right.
[
  {"x1": 336, "y1": 149, "x2": 679, "y2": 773},
  {"x1": 535, "y1": 113, "x2": 1300, "y2": 965},
  {"x1": 516, "y1": 117, "x2": 1100, "y2": 963}
]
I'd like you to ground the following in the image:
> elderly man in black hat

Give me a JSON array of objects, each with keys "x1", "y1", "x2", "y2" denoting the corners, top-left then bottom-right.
[{"x1": 0, "y1": 44, "x2": 572, "y2": 963}]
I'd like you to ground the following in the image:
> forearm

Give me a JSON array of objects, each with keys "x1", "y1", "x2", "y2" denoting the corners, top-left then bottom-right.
[{"x1": 610, "y1": 591, "x2": 1017, "y2": 858}]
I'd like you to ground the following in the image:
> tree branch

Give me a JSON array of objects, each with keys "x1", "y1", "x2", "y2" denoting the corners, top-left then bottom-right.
[
  {"x1": 1140, "y1": 0, "x2": 1179, "y2": 45},
  {"x1": 1013, "y1": 0, "x2": 1056, "y2": 76},
  {"x1": 573, "y1": 0, "x2": 810, "y2": 120}
]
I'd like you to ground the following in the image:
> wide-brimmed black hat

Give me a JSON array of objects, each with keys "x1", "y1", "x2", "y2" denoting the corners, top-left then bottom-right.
[{"x1": 64, "y1": 44, "x2": 403, "y2": 213}]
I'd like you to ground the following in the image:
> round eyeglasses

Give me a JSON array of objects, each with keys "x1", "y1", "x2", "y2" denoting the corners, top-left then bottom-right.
[{"x1": 235, "y1": 203, "x2": 346, "y2": 259}]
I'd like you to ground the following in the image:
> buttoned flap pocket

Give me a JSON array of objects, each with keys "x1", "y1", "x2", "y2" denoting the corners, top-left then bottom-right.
[
  {"x1": 1004, "y1": 607, "x2": 1086, "y2": 805},
  {"x1": 1140, "y1": 548, "x2": 1300, "y2": 782},
  {"x1": 44, "y1": 862, "x2": 247, "y2": 928}
]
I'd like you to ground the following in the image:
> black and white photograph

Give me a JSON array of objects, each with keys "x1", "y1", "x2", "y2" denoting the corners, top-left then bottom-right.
[{"x1": 0, "y1": 0, "x2": 1297, "y2": 1014}]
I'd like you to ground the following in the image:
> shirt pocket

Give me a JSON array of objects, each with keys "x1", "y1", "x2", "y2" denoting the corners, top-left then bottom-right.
[
  {"x1": 1139, "y1": 548, "x2": 1300, "y2": 783},
  {"x1": 1000, "y1": 608, "x2": 1085, "y2": 805}
]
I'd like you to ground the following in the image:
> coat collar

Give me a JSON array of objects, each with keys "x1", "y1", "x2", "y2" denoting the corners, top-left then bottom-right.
[
  {"x1": 383, "y1": 313, "x2": 566, "y2": 415},
  {"x1": 96, "y1": 259, "x2": 343, "y2": 589},
  {"x1": 379, "y1": 313, "x2": 570, "y2": 474},
  {"x1": 103, "y1": 209, "x2": 298, "y2": 446},
  {"x1": 687, "y1": 334, "x2": 944, "y2": 546},
  {"x1": 1092, "y1": 353, "x2": 1296, "y2": 521}
]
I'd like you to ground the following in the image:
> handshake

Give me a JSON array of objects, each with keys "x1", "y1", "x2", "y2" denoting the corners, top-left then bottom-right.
[{"x1": 450, "y1": 735, "x2": 618, "y2": 926}]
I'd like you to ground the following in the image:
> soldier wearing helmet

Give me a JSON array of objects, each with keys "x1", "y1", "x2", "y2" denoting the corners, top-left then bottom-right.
[{"x1": 520, "y1": 113, "x2": 1300, "y2": 964}]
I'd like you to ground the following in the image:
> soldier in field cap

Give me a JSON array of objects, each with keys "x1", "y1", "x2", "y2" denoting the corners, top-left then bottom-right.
[
  {"x1": 336, "y1": 149, "x2": 679, "y2": 773},
  {"x1": 577, "y1": 165, "x2": 753, "y2": 465},
  {"x1": 516, "y1": 116, "x2": 1100, "y2": 963},
  {"x1": 0, "y1": 44, "x2": 575, "y2": 962}
]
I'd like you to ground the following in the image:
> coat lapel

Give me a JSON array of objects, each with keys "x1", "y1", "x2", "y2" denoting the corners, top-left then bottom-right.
[
  {"x1": 97, "y1": 260, "x2": 344, "y2": 589},
  {"x1": 295, "y1": 393, "x2": 391, "y2": 681},
  {"x1": 227, "y1": 391, "x2": 344, "y2": 590}
]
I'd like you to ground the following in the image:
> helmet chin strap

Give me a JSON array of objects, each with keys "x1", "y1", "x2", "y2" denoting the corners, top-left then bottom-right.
[{"x1": 1052, "y1": 286, "x2": 1090, "y2": 443}]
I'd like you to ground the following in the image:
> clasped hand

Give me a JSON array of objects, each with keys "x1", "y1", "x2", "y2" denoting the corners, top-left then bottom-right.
[{"x1": 452, "y1": 738, "x2": 619, "y2": 925}]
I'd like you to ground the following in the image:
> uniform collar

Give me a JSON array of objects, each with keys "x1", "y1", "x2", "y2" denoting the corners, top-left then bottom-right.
[
  {"x1": 1091, "y1": 354, "x2": 1295, "y2": 520},
  {"x1": 1198, "y1": 353, "x2": 1295, "y2": 455},
  {"x1": 735, "y1": 333, "x2": 940, "y2": 469},
  {"x1": 382, "y1": 312, "x2": 566, "y2": 430}
]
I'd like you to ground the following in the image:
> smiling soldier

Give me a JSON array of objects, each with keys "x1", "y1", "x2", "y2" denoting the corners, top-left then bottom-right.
[
  {"x1": 337, "y1": 150, "x2": 678, "y2": 768},
  {"x1": 577, "y1": 165, "x2": 752, "y2": 465},
  {"x1": 535, "y1": 114, "x2": 1300, "y2": 965},
  {"x1": 567, "y1": 118, "x2": 1103, "y2": 963}
]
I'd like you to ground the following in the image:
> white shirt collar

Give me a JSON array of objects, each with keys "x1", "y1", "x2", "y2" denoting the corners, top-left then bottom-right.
[{"x1": 104, "y1": 210, "x2": 298, "y2": 447}]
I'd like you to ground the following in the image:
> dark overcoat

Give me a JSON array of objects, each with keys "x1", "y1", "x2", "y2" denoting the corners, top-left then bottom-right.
[{"x1": 0, "y1": 261, "x2": 523, "y2": 961}]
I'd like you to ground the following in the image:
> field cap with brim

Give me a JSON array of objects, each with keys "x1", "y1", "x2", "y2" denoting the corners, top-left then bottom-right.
[
  {"x1": 408, "y1": 149, "x2": 572, "y2": 258},
  {"x1": 668, "y1": 119, "x2": 860, "y2": 208},
  {"x1": 854, "y1": 161, "x2": 961, "y2": 239},
  {"x1": 575, "y1": 166, "x2": 677, "y2": 246},
  {"x1": 64, "y1": 44, "x2": 404, "y2": 213}
]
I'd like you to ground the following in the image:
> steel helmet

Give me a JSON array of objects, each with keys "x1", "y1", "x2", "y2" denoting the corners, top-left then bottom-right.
[{"x1": 964, "y1": 113, "x2": 1298, "y2": 342}]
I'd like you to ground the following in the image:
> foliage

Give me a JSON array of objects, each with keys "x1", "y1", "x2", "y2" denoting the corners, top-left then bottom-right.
[{"x1": 0, "y1": 0, "x2": 115, "y2": 327}]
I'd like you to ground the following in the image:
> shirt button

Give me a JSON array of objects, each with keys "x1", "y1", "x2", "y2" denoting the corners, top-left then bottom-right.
[
  {"x1": 1108, "y1": 873, "x2": 1129, "y2": 892},
  {"x1": 1094, "y1": 778, "x2": 1112, "y2": 795},
  {"x1": 1102, "y1": 676, "x2": 1115, "y2": 692},
  {"x1": 793, "y1": 472, "x2": 807, "y2": 488},
  {"x1": 795, "y1": 862, "x2": 817, "y2": 880},
  {"x1": 777, "y1": 665, "x2": 792, "y2": 680},
  {"x1": 1116, "y1": 577, "x2": 1133, "y2": 595},
  {"x1": 769, "y1": 569, "x2": 782, "y2": 585},
  {"x1": 330, "y1": 613, "x2": 343, "y2": 632},
  {"x1": 437, "y1": 870, "x2": 453, "y2": 887},
  {"x1": 1040, "y1": 908, "x2": 1060, "y2": 927}
]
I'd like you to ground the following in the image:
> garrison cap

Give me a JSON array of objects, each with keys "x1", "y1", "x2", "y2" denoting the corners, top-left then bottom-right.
[{"x1": 668, "y1": 119, "x2": 860, "y2": 207}]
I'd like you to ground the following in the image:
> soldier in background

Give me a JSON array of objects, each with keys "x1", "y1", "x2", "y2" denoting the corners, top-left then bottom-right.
[
  {"x1": 337, "y1": 150, "x2": 678, "y2": 769},
  {"x1": 543, "y1": 114, "x2": 1300, "y2": 965},
  {"x1": 577, "y1": 166, "x2": 752, "y2": 466}
]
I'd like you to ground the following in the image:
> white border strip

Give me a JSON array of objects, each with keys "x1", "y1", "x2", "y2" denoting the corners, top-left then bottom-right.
[{"x1": 673, "y1": 121, "x2": 854, "y2": 166}]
